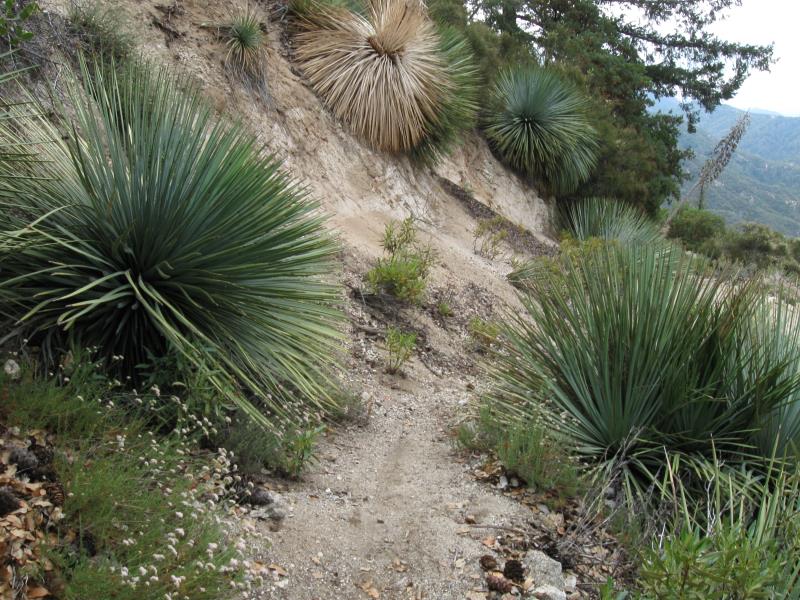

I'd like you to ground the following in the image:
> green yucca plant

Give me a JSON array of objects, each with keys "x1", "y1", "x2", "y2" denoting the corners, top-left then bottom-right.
[
  {"x1": 484, "y1": 67, "x2": 598, "y2": 194},
  {"x1": 563, "y1": 197, "x2": 664, "y2": 246},
  {"x1": 223, "y1": 5, "x2": 264, "y2": 77},
  {"x1": 489, "y1": 246, "x2": 800, "y2": 501},
  {"x1": 291, "y1": 0, "x2": 478, "y2": 159},
  {"x1": 0, "y1": 59, "x2": 342, "y2": 428}
]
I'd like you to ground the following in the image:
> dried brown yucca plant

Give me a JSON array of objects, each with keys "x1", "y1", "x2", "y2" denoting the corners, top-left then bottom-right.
[{"x1": 292, "y1": 0, "x2": 459, "y2": 154}]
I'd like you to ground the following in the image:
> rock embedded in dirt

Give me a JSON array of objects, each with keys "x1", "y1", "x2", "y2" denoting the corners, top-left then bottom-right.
[
  {"x1": 9, "y1": 447, "x2": 39, "y2": 474},
  {"x1": 3, "y1": 359, "x2": 20, "y2": 380},
  {"x1": 522, "y1": 550, "x2": 565, "y2": 589},
  {"x1": 531, "y1": 585, "x2": 567, "y2": 600},
  {"x1": 247, "y1": 487, "x2": 275, "y2": 506}
]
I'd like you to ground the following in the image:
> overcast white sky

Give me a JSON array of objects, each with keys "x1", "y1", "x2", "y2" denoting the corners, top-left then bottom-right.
[{"x1": 711, "y1": 0, "x2": 800, "y2": 116}]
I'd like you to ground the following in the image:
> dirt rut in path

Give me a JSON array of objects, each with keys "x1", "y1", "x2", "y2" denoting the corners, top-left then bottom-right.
[{"x1": 248, "y1": 365, "x2": 531, "y2": 600}]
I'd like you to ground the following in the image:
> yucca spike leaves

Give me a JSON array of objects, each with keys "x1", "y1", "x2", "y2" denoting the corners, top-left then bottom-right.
[
  {"x1": 489, "y1": 246, "x2": 800, "y2": 499},
  {"x1": 291, "y1": 0, "x2": 478, "y2": 158},
  {"x1": 563, "y1": 197, "x2": 664, "y2": 246},
  {"x1": 484, "y1": 67, "x2": 598, "y2": 194},
  {"x1": 0, "y1": 59, "x2": 343, "y2": 428}
]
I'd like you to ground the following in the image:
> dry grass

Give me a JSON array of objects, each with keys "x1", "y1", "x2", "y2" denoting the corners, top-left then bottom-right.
[{"x1": 292, "y1": 0, "x2": 455, "y2": 153}]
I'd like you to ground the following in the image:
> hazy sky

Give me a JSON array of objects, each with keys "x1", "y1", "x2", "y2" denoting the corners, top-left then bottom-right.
[{"x1": 711, "y1": 0, "x2": 800, "y2": 116}]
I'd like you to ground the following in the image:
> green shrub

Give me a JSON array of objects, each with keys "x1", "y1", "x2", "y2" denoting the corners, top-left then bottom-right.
[
  {"x1": 1, "y1": 365, "x2": 241, "y2": 600},
  {"x1": 473, "y1": 216, "x2": 510, "y2": 259},
  {"x1": 468, "y1": 316, "x2": 500, "y2": 352},
  {"x1": 0, "y1": 0, "x2": 38, "y2": 47},
  {"x1": 436, "y1": 301, "x2": 453, "y2": 317},
  {"x1": 564, "y1": 197, "x2": 663, "y2": 246},
  {"x1": 488, "y1": 245, "x2": 800, "y2": 502},
  {"x1": 638, "y1": 460, "x2": 800, "y2": 599},
  {"x1": 666, "y1": 206, "x2": 726, "y2": 254},
  {"x1": 367, "y1": 218, "x2": 434, "y2": 303},
  {"x1": 724, "y1": 223, "x2": 789, "y2": 270},
  {"x1": 67, "y1": 0, "x2": 134, "y2": 60},
  {"x1": 291, "y1": 0, "x2": 478, "y2": 160},
  {"x1": 0, "y1": 59, "x2": 342, "y2": 429},
  {"x1": 484, "y1": 67, "x2": 598, "y2": 194},
  {"x1": 385, "y1": 326, "x2": 415, "y2": 373}
]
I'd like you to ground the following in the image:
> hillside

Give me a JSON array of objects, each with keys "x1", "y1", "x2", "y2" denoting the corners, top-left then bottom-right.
[{"x1": 655, "y1": 98, "x2": 800, "y2": 236}]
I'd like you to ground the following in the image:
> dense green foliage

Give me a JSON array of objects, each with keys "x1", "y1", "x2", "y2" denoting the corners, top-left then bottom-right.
[
  {"x1": 484, "y1": 67, "x2": 598, "y2": 193},
  {"x1": 0, "y1": 60, "x2": 342, "y2": 428},
  {"x1": 366, "y1": 218, "x2": 433, "y2": 303},
  {"x1": 428, "y1": 0, "x2": 772, "y2": 213},
  {"x1": 489, "y1": 246, "x2": 800, "y2": 502},
  {"x1": 668, "y1": 206, "x2": 800, "y2": 274}
]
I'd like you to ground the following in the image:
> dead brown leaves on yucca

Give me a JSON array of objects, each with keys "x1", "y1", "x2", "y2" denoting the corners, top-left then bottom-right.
[{"x1": 292, "y1": 0, "x2": 453, "y2": 153}]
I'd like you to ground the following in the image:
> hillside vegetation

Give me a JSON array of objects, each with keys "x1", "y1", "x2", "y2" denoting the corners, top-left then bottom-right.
[{"x1": 1, "y1": 0, "x2": 798, "y2": 599}]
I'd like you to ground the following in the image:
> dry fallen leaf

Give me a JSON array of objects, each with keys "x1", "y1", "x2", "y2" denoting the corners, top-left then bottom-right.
[{"x1": 26, "y1": 586, "x2": 50, "y2": 598}]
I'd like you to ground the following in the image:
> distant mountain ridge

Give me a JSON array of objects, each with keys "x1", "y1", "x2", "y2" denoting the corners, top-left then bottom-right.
[{"x1": 653, "y1": 98, "x2": 800, "y2": 236}]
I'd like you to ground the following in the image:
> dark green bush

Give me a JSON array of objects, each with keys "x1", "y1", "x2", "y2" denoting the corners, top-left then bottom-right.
[{"x1": 667, "y1": 206, "x2": 726, "y2": 254}]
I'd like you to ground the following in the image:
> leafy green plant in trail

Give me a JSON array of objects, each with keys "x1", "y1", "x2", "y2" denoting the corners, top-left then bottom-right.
[
  {"x1": 484, "y1": 67, "x2": 598, "y2": 194},
  {"x1": 385, "y1": 326, "x2": 415, "y2": 374},
  {"x1": 487, "y1": 245, "x2": 800, "y2": 504},
  {"x1": 0, "y1": 0, "x2": 38, "y2": 48},
  {"x1": 473, "y1": 216, "x2": 510, "y2": 260},
  {"x1": 1, "y1": 365, "x2": 242, "y2": 600},
  {"x1": 290, "y1": 0, "x2": 478, "y2": 161},
  {"x1": 67, "y1": 0, "x2": 134, "y2": 61},
  {"x1": 223, "y1": 5, "x2": 264, "y2": 78},
  {"x1": 436, "y1": 301, "x2": 453, "y2": 318},
  {"x1": 563, "y1": 198, "x2": 663, "y2": 247},
  {"x1": 367, "y1": 218, "x2": 434, "y2": 303},
  {"x1": 0, "y1": 59, "x2": 343, "y2": 429},
  {"x1": 467, "y1": 316, "x2": 500, "y2": 352}
]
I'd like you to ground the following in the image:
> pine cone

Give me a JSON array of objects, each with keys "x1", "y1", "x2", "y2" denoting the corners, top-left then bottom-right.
[
  {"x1": 0, "y1": 487, "x2": 19, "y2": 517},
  {"x1": 486, "y1": 573, "x2": 513, "y2": 593},
  {"x1": 503, "y1": 559, "x2": 525, "y2": 582},
  {"x1": 479, "y1": 554, "x2": 498, "y2": 571},
  {"x1": 9, "y1": 447, "x2": 38, "y2": 473},
  {"x1": 45, "y1": 482, "x2": 66, "y2": 507}
]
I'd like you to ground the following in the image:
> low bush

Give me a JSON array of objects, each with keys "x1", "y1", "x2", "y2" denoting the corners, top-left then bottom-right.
[
  {"x1": 1, "y1": 362, "x2": 243, "y2": 599},
  {"x1": 467, "y1": 317, "x2": 500, "y2": 352},
  {"x1": 366, "y1": 218, "x2": 434, "y2": 303},
  {"x1": 667, "y1": 206, "x2": 726, "y2": 255},
  {"x1": 0, "y1": 59, "x2": 342, "y2": 429},
  {"x1": 67, "y1": 0, "x2": 134, "y2": 60},
  {"x1": 0, "y1": 0, "x2": 37, "y2": 48},
  {"x1": 385, "y1": 326, "x2": 415, "y2": 373},
  {"x1": 483, "y1": 67, "x2": 598, "y2": 194},
  {"x1": 473, "y1": 216, "x2": 510, "y2": 260}
]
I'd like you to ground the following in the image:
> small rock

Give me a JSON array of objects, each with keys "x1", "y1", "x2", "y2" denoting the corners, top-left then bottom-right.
[
  {"x1": 465, "y1": 514, "x2": 477, "y2": 524},
  {"x1": 9, "y1": 447, "x2": 38, "y2": 473},
  {"x1": 522, "y1": 550, "x2": 564, "y2": 590},
  {"x1": 531, "y1": 585, "x2": 566, "y2": 600},
  {"x1": 498, "y1": 475, "x2": 509, "y2": 490},
  {"x1": 246, "y1": 487, "x2": 274, "y2": 506},
  {"x1": 563, "y1": 574, "x2": 577, "y2": 592},
  {"x1": 3, "y1": 359, "x2": 20, "y2": 380}
]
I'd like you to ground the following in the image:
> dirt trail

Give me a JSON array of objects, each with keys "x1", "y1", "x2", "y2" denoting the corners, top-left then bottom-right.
[{"x1": 248, "y1": 364, "x2": 532, "y2": 600}]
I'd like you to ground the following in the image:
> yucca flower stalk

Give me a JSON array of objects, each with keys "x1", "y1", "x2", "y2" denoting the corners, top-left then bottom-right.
[
  {"x1": 291, "y1": 0, "x2": 477, "y2": 159},
  {"x1": 0, "y1": 59, "x2": 343, "y2": 428},
  {"x1": 484, "y1": 67, "x2": 598, "y2": 194}
]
